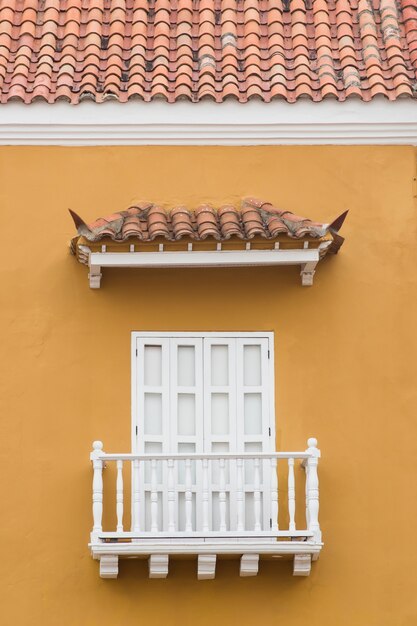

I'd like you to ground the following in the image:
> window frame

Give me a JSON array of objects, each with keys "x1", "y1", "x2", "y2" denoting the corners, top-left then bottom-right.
[{"x1": 131, "y1": 331, "x2": 276, "y2": 454}]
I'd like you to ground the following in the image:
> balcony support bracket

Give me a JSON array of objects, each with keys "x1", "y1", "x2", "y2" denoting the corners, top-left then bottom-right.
[
  {"x1": 100, "y1": 555, "x2": 119, "y2": 579},
  {"x1": 198, "y1": 554, "x2": 216, "y2": 580},
  {"x1": 240, "y1": 554, "x2": 259, "y2": 577},
  {"x1": 293, "y1": 554, "x2": 312, "y2": 576},
  {"x1": 149, "y1": 554, "x2": 169, "y2": 578}
]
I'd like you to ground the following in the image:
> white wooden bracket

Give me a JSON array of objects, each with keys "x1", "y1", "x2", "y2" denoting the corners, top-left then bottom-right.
[
  {"x1": 240, "y1": 554, "x2": 259, "y2": 576},
  {"x1": 198, "y1": 554, "x2": 216, "y2": 580},
  {"x1": 99, "y1": 555, "x2": 119, "y2": 579},
  {"x1": 149, "y1": 554, "x2": 169, "y2": 578},
  {"x1": 88, "y1": 265, "x2": 102, "y2": 289},
  {"x1": 293, "y1": 554, "x2": 312, "y2": 576},
  {"x1": 300, "y1": 261, "x2": 318, "y2": 287},
  {"x1": 81, "y1": 248, "x2": 323, "y2": 289}
]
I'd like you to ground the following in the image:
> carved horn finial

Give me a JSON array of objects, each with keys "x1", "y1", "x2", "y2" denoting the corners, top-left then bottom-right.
[
  {"x1": 329, "y1": 210, "x2": 348, "y2": 233},
  {"x1": 68, "y1": 209, "x2": 93, "y2": 237}
]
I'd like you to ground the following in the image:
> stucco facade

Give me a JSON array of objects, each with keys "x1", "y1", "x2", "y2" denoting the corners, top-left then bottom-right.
[{"x1": 1, "y1": 145, "x2": 416, "y2": 625}]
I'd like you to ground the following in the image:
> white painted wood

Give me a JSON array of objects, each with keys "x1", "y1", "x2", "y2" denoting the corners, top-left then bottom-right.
[
  {"x1": 219, "y1": 458, "x2": 227, "y2": 532},
  {"x1": 236, "y1": 337, "x2": 272, "y2": 532},
  {"x1": 293, "y1": 554, "x2": 312, "y2": 576},
  {"x1": 103, "y1": 451, "x2": 310, "y2": 461},
  {"x1": 198, "y1": 554, "x2": 216, "y2": 580},
  {"x1": 87, "y1": 249, "x2": 321, "y2": 288},
  {"x1": 270, "y1": 458, "x2": 279, "y2": 532},
  {"x1": 3, "y1": 100, "x2": 417, "y2": 146},
  {"x1": 116, "y1": 460, "x2": 124, "y2": 533},
  {"x1": 288, "y1": 458, "x2": 296, "y2": 533},
  {"x1": 204, "y1": 338, "x2": 237, "y2": 532},
  {"x1": 236, "y1": 458, "x2": 244, "y2": 532},
  {"x1": 90, "y1": 441, "x2": 104, "y2": 542},
  {"x1": 130, "y1": 332, "x2": 279, "y2": 540},
  {"x1": 99, "y1": 555, "x2": 119, "y2": 579},
  {"x1": 184, "y1": 458, "x2": 193, "y2": 533},
  {"x1": 91, "y1": 540, "x2": 320, "y2": 557},
  {"x1": 300, "y1": 261, "x2": 318, "y2": 287},
  {"x1": 202, "y1": 458, "x2": 209, "y2": 533},
  {"x1": 305, "y1": 438, "x2": 321, "y2": 543},
  {"x1": 253, "y1": 458, "x2": 261, "y2": 532},
  {"x1": 149, "y1": 554, "x2": 169, "y2": 578},
  {"x1": 98, "y1": 529, "x2": 312, "y2": 539},
  {"x1": 150, "y1": 459, "x2": 158, "y2": 533},
  {"x1": 240, "y1": 554, "x2": 259, "y2": 577},
  {"x1": 133, "y1": 459, "x2": 140, "y2": 533},
  {"x1": 167, "y1": 459, "x2": 175, "y2": 533},
  {"x1": 88, "y1": 265, "x2": 102, "y2": 289}
]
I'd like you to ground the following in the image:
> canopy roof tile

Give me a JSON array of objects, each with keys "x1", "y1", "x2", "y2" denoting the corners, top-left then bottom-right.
[
  {"x1": 0, "y1": 0, "x2": 416, "y2": 104},
  {"x1": 70, "y1": 197, "x2": 348, "y2": 251}
]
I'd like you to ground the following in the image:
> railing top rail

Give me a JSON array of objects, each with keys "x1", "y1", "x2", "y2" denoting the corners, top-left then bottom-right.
[{"x1": 93, "y1": 451, "x2": 312, "y2": 461}]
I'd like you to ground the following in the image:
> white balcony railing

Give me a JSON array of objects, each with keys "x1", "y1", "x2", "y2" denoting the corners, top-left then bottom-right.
[{"x1": 89, "y1": 439, "x2": 322, "y2": 579}]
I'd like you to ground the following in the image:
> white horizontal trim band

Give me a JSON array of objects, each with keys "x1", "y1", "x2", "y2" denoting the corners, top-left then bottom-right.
[
  {"x1": 90, "y1": 540, "x2": 322, "y2": 556},
  {"x1": 90, "y1": 249, "x2": 320, "y2": 268},
  {"x1": 1, "y1": 100, "x2": 416, "y2": 145}
]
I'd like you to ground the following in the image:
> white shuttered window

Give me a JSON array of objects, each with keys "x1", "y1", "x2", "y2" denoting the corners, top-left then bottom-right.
[{"x1": 133, "y1": 333, "x2": 275, "y2": 533}]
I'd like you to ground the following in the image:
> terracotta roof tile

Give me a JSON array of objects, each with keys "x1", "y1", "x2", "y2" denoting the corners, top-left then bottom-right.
[
  {"x1": 0, "y1": 0, "x2": 415, "y2": 104},
  {"x1": 69, "y1": 198, "x2": 348, "y2": 255}
]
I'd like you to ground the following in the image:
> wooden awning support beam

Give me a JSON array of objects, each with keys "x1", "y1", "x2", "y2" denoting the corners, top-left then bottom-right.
[{"x1": 80, "y1": 246, "x2": 326, "y2": 289}]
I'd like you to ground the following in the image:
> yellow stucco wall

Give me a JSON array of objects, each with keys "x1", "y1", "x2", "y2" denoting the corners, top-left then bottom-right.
[{"x1": 0, "y1": 146, "x2": 416, "y2": 626}]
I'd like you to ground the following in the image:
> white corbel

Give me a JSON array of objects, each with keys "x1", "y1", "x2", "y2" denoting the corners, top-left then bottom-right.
[
  {"x1": 197, "y1": 554, "x2": 216, "y2": 580},
  {"x1": 149, "y1": 554, "x2": 169, "y2": 578},
  {"x1": 240, "y1": 554, "x2": 259, "y2": 576},
  {"x1": 293, "y1": 554, "x2": 311, "y2": 576},
  {"x1": 300, "y1": 261, "x2": 318, "y2": 286},
  {"x1": 100, "y1": 555, "x2": 119, "y2": 579},
  {"x1": 88, "y1": 264, "x2": 102, "y2": 289}
]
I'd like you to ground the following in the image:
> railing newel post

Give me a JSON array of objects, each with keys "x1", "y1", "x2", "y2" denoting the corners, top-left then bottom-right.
[
  {"x1": 304, "y1": 437, "x2": 321, "y2": 543},
  {"x1": 90, "y1": 440, "x2": 104, "y2": 543}
]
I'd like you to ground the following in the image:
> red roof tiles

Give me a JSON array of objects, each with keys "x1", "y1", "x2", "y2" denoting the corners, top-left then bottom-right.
[
  {"x1": 0, "y1": 0, "x2": 415, "y2": 104},
  {"x1": 69, "y1": 198, "x2": 348, "y2": 252}
]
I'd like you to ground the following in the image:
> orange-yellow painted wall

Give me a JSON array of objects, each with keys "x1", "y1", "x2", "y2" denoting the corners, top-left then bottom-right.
[{"x1": 0, "y1": 146, "x2": 416, "y2": 626}]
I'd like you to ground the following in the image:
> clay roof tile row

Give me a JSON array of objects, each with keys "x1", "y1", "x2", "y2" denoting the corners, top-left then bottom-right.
[
  {"x1": 0, "y1": 0, "x2": 415, "y2": 104},
  {"x1": 69, "y1": 198, "x2": 348, "y2": 254}
]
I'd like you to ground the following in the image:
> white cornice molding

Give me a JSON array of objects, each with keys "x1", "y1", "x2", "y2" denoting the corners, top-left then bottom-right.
[{"x1": 0, "y1": 100, "x2": 416, "y2": 145}]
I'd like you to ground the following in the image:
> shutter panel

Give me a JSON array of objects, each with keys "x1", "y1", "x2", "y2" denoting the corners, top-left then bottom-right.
[
  {"x1": 236, "y1": 338, "x2": 271, "y2": 531},
  {"x1": 169, "y1": 338, "x2": 203, "y2": 531},
  {"x1": 203, "y1": 338, "x2": 237, "y2": 531},
  {"x1": 135, "y1": 338, "x2": 170, "y2": 531}
]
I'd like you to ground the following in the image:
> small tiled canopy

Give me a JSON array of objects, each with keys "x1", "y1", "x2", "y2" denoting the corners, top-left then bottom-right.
[
  {"x1": 70, "y1": 197, "x2": 347, "y2": 251},
  {"x1": 69, "y1": 198, "x2": 347, "y2": 288}
]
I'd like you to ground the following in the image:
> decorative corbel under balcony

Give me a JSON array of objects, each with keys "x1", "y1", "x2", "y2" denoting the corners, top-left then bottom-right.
[{"x1": 70, "y1": 198, "x2": 347, "y2": 288}]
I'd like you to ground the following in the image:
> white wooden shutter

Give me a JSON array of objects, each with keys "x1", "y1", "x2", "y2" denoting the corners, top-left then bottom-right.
[
  {"x1": 236, "y1": 338, "x2": 271, "y2": 531},
  {"x1": 169, "y1": 338, "x2": 203, "y2": 531},
  {"x1": 135, "y1": 338, "x2": 170, "y2": 531},
  {"x1": 134, "y1": 333, "x2": 274, "y2": 534},
  {"x1": 203, "y1": 338, "x2": 237, "y2": 531}
]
